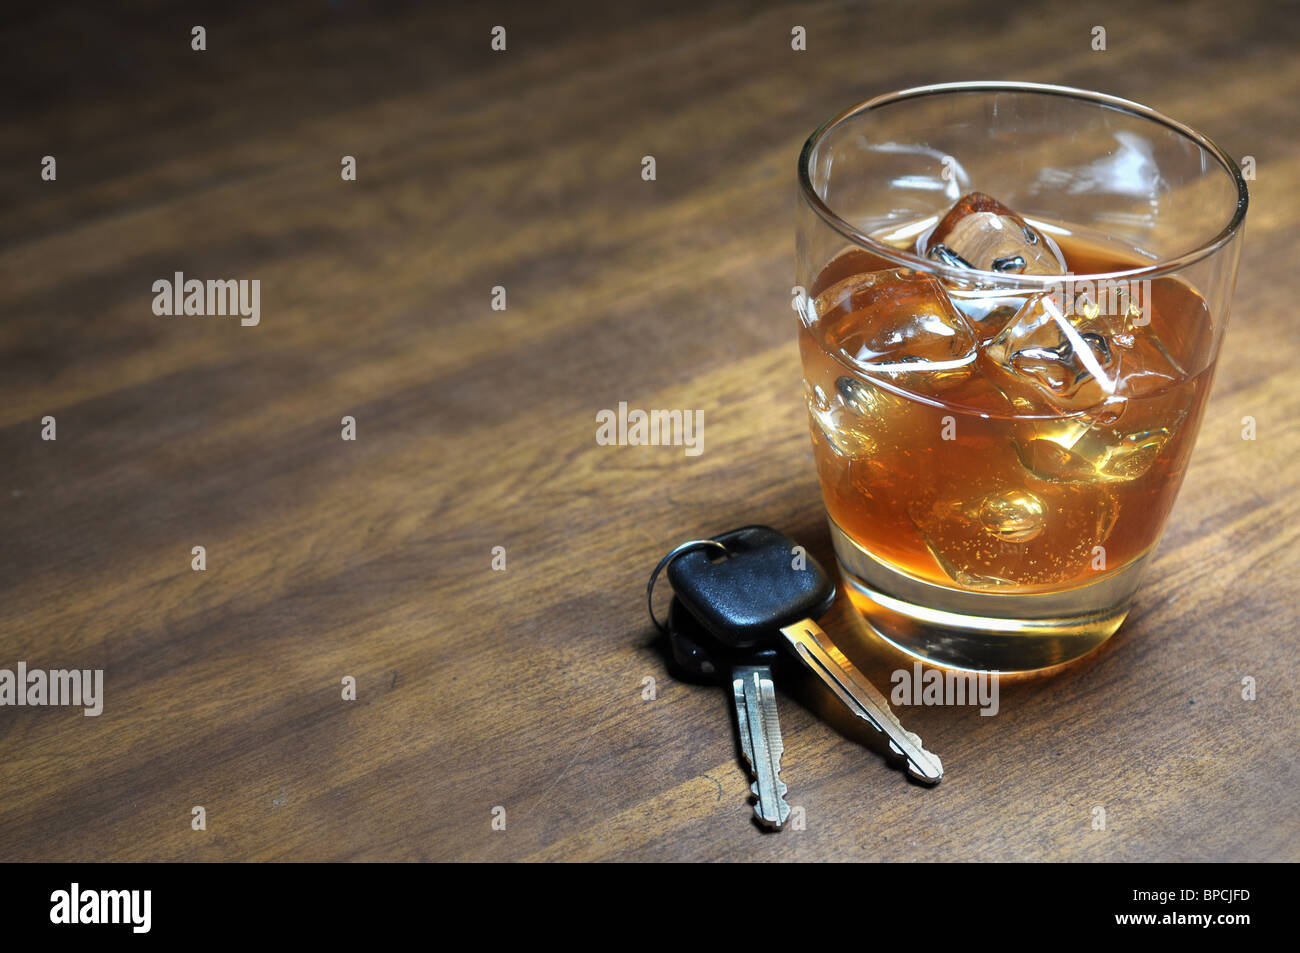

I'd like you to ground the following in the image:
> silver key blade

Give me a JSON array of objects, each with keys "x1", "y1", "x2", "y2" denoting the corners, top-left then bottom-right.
[
  {"x1": 731, "y1": 665, "x2": 791, "y2": 830},
  {"x1": 779, "y1": 620, "x2": 943, "y2": 784}
]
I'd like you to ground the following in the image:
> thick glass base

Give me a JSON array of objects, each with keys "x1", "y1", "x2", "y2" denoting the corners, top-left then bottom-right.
[{"x1": 828, "y1": 518, "x2": 1148, "y2": 673}]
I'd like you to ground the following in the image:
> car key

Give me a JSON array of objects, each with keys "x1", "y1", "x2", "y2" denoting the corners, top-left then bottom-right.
[
  {"x1": 667, "y1": 525, "x2": 944, "y2": 784},
  {"x1": 666, "y1": 597, "x2": 792, "y2": 830}
]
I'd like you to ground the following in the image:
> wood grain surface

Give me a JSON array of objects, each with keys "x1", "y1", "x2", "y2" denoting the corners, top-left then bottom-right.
[{"x1": 1, "y1": 0, "x2": 1297, "y2": 862}]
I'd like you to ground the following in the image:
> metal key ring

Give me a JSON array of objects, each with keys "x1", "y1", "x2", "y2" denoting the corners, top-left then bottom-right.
[{"x1": 646, "y1": 539, "x2": 729, "y2": 634}]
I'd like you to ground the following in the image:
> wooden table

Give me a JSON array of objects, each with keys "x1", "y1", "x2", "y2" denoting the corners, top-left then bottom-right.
[{"x1": 2, "y1": 0, "x2": 1296, "y2": 862}]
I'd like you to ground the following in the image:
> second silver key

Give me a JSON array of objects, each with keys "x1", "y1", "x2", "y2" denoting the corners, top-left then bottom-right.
[
  {"x1": 667, "y1": 598, "x2": 791, "y2": 829},
  {"x1": 780, "y1": 618, "x2": 942, "y2": 784},
  {"x1": 731, "y1": 665, "x2": 791, "y2": 829}
]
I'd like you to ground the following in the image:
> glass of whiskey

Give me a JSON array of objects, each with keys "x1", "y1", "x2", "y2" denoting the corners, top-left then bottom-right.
[{"x1": 795, "y1": 83, "x2": 1248, "y2": 673}]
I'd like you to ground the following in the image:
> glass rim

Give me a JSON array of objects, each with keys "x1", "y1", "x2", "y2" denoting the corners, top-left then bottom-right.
[{"x1": 797, "y1": 81, "x2": 1250, "y2": 287}]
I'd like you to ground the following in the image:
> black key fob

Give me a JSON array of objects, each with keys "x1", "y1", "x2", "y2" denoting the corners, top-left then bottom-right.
[{"x1": 666, "y1": 525, "x2": 835, "y2": 648}]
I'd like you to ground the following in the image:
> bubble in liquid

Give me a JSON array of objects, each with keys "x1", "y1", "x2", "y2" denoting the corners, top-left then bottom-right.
[{"x1": 979, "y1": 489, "x2": 1047, "y2": 542}]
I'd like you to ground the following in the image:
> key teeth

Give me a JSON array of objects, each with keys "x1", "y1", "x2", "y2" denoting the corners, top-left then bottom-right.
[
  {"x1": 751, "y1": 798, "x2": 792, "y2": 830},
  {"x1": 889, "y1": 739, "x2": 944, "y2": 785},
  {"x1": 749, "y1": 782, "x2": 791, "y2": 830},
  {"x1": 906, "y1": 755, "x2": 943, "y2": 785}
]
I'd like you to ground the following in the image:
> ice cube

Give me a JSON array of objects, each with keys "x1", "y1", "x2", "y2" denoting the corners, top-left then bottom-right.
[
  {"x1": 909, "y1": 485, "x2": 1120, "y2": 588},
  {"x1": 825, "y1": 373, "x2": 943, "y2": 466},
  {"x1": 1013, "y1": 404, "x2": 1186, "y2": 485},
  {"x1": 1117, "y1": 328, "x2": 1188, "y2": 398},
  {"x1": 836, "y1": 374, "x2": 896, "y2": 419},
  {"x1": 812, "y1": 268, "x2": 977, "y2": 391},
  {"x1": 910, "y1": 513, "x2": 1023, "y2": 589},
  {"x1": 921, "y1": 192, "x2": 1067, "y2": 275},
  {"x1": 981, "y1": 294, "x2": 1122, "y2": 413},
  {"x1": 913, "y1": 192, "x2": 1062, "y2": 343},
  {"x1": 806, "y1": 381, "x2": 876, "y2": 457},
  {"x1": 978, "y1": 488, "x2": 1047, "y2": 542},
  {"x1": 941, "y1": 285, "x2": 1028, "y2": 344}
]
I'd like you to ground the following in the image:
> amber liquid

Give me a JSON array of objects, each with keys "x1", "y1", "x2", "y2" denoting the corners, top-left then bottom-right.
[{"x1": 799, "y1": 230, "x2": 1217, "y2": 669}]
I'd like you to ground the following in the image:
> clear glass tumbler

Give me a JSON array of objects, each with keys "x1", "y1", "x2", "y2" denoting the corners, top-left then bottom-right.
[{"x1": 795, "y1": 82, "x2": 1248, "y2": 673}]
